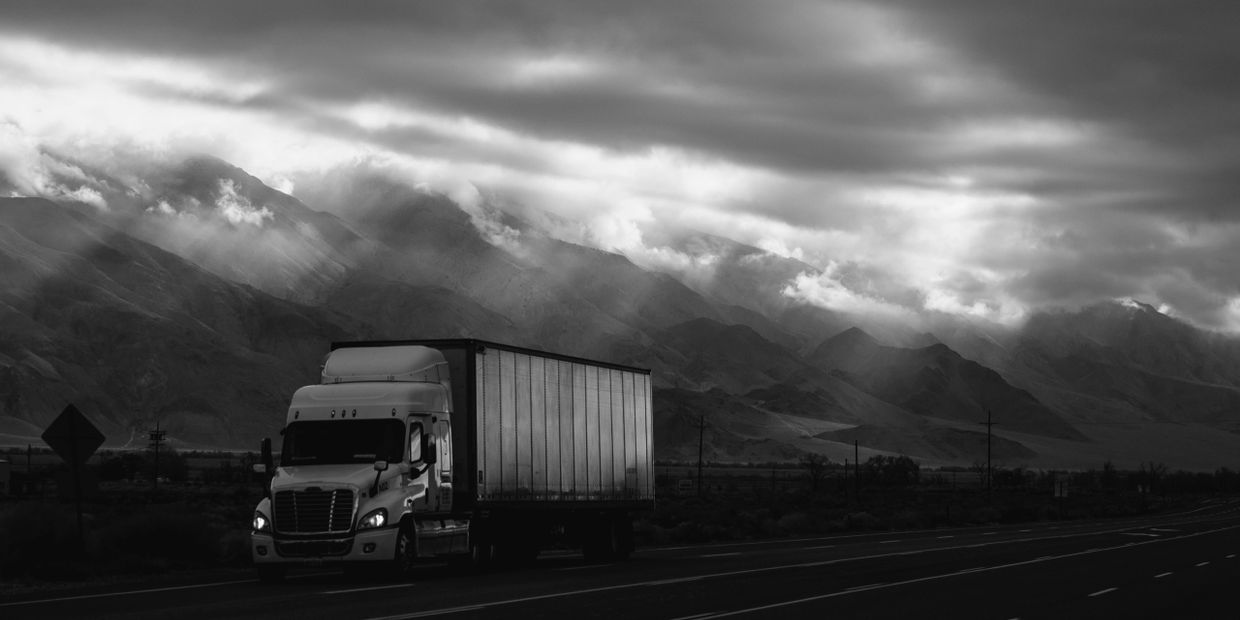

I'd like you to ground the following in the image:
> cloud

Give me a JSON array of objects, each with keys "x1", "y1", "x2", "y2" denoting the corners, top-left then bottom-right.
[
  {"x1": 215, "y1": 180, "x2": 273, "y2": 227},
  {"x1": 3, "y1": 1, "x2": 1240, "y2": 330},
  {"x1": 783, "y1": 263, "x2": 919, "y2": 323}
]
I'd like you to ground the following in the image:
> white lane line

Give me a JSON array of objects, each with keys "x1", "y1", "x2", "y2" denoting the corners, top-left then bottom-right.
[
  {"x1": 937, "y1": 535, "x2": 955, "y2": 539},
  {"x1": 1122, "y1": 533, "x2": 1160, "y2": 537},
  {"x1": 1019, "y1": 529, "x2": 1031, "y2": 533},
  {"x1": 323, "y1": 584, "x2": 416, "y2": 595},
  {"x1": 701, "y1": 552, "x2": 741, "y2": 558},
  {"x1": 805, "y1": 545, "x2": 835, "y2": 550},
  {"x1": 0, "y1": 579, "x2": 256, "y2": 607},
  {"x1": 646, "y1": 530, "x2": 936, "y2": 553},
  {"x1": 1195, "y1": 561, "x2": 1210, "y2": 567},
  {"x1": 363, "y1": 522, "x2": 1240, "y2": 620},
  {"x1": 1150, "y1": 528, "x2": 1180, "y2": 532},
  {"x1": 844, "y1": 583, "x2": 886, "y2": 592},
  {"x1": 879, "y1": 540, "x2": 900, "y2": 544},
  {"x1": 1155, "y1": 572, "x2": 1173, "y2": 578},
  {"x1": 983, "y1": 532, "x2": 997, "y2": 536},
  {"x1": 392, "y1": 605, "x2": 484, "y2": 619},
  {"x1": 1227, "y1": 554, "x2": 1236, "y2": 559},
  {"x1": 669, "y1": 613, "x2": 717, "y2": 620},
  {"x1": 556, "y1": 564, "x2": 610, "y2": 571},
  {"x1": 1088, "y1": 588, "x2": 1118, "y2": 598},
  {"x1": 640, "y1": 523, "x2": 1240, "y2": 620},
  {"x1": 643, "y1": 576, "x2": 705, "y2": 586}
]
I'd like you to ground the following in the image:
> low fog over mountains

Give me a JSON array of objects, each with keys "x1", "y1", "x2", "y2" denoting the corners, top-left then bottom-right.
[{"x1": 4, "y1": 155, "x2": 1240, "y2": 470}]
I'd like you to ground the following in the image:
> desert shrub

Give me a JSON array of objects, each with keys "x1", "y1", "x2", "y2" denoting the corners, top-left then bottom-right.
[
  {"x1": 217, "y1": 529, "x2": 252, "y2": 567},
  {"x1": 844, "y1": 511, "x2": 878, "y2": 530},
  {"x1": 0, "y1": 503, "x2": 88, "y2": 580},
  {"x1": 776, "y1": 511, "x2": 815, "y2": 535},
  {"x1": 969, "y1": 505, "x2": 1002, "y2": 524},
  {"x1": 95, "y1": 509, "x2": 219, "y2": 572},
  {"x1": 888, "y1": 508, "x2": 926, "y2": 529}
]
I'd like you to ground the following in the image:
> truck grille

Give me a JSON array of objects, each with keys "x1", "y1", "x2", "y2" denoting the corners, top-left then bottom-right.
[
  {"x1": 273, "y1": 488, "x2": 355, "y2": 534},
  {"x1": 275, "y1": 538, "x2": 354, "y2": 558}
]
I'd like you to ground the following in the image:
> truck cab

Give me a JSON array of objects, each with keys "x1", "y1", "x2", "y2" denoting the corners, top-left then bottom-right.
[{"x1": 251, "y1": 346, "x2": 465, "y2": 581}]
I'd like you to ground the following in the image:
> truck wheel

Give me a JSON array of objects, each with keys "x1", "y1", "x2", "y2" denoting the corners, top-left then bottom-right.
[
  {"x1": 393, "y1": 524, "x2": 416, "y2": 577},
  {"x1": 581, "y1": 518, "x2": 613, "y2": 562},
  {"x1": 582, "y1": 516, "x2": 633, "y2": 562},
  {"x1": 611, "y1": 517, "x2": 634, "y2": 561},
  {"x1": 469, "y1": 534, "x2": 493, "y2": 570},
  {"x1": 256, "y1": 565, "x2": 286, "y2": 584},
  {"x1": 612, "y1": 518, "x2": 634, "y2": 562}
]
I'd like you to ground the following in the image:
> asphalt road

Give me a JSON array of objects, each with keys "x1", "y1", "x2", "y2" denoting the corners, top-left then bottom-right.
[{"x1": 4, "y1": 499, "x2": 1239, "y2": 620}]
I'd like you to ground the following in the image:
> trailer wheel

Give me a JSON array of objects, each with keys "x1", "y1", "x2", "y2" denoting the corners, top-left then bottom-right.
[
  {"x1": 469, "y1": 533, "x2": 493, "y2": 570},
  {"x1": 256, "y1": 565, "x2": 286, "y2": 584},
  {"x1": 393, "y1": 523, "x2": 416, "y2": 577},
  {"x1": 582, "y1": 515, "x2": 633, "y2": 562},
  {"x1": 611, "y1": 517, "x2": 634, "y2": 561}
]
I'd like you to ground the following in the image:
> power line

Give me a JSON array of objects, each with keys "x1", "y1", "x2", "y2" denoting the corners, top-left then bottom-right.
[
  {"x1": 979, "y1": 409, "x2": 997, "y2": 503},
  {"x1": 695, "y1": 415, "x2": 707, "y2": 497}
]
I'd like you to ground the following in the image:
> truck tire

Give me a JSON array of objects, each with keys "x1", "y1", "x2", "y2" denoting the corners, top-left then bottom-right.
[
  {"x1": 581, "y1": 518, "x2": 613, "y2": 562},
  {"x1": 611, "y1": 516, "x2": 634, "y2": 561},
  {"x1": 494, "y1": 538, "x2": 539, "y2": 566},
  {"x1": 469, "y1": 533, "x2": 494, "y2": 571},
  {"x1": 393, "y1": 523, "x2": 417, "y2": 577},
  {"x1": 582, "y1": 515, "x2": 633, "y2": 562},
  {"x1": 256, "y1": 565, "x2": 286, "y2": 584}
]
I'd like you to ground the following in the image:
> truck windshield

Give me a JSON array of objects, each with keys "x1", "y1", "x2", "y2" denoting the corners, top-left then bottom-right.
[{"x1": 280, "y1": 419, "x2": 406, "y2": 466}]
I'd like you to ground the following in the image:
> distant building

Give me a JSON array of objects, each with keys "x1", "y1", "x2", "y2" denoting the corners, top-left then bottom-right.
[{"x1": 0, "y1": 459, "x2": 9, "y2": 496}]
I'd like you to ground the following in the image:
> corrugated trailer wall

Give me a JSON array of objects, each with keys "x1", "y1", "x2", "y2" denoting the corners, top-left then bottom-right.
[{"x1": 475, "y1": 345, "x2": 652, "y2": 503}]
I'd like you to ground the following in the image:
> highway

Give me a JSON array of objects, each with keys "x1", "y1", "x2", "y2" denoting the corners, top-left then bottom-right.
[{"x1": 4, "y1": 499, "x2": 1239, "y2": 619}]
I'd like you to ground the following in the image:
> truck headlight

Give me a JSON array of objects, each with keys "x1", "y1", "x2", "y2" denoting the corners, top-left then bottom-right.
[
  {"x1": 252, "y1": 511, "x2": 272, "y2": 533},
  {"x1": 358, "y1": 508, "x2": 387, "y2": 530}
]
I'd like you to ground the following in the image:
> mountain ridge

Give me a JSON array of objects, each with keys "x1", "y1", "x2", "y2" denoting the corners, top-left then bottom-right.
[{"x1": 5, "y1": 155, "x2": 1240, "y2": 470}]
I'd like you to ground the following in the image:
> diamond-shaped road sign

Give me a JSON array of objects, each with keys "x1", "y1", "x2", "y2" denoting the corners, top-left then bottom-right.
[{"x1": 41, "y1": 404, "x2": 105, "y2": 466}]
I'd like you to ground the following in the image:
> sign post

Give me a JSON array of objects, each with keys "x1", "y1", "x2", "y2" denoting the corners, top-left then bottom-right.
[{"x1": 41, "y1": 404, "x2": 105, "y2": 554}]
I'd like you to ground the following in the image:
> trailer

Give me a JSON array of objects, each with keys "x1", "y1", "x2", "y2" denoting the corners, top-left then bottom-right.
[{"x1": 250, "y1": 339, "x2": 653, "y2": 580}]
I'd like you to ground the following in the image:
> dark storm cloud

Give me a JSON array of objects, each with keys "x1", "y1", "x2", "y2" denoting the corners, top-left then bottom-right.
[
  {"x1": 0, "y1": 0, "x2": 1003, "y2": 176},
  {"x1": 896, "y1": 1, "x2": 1240, "y2": 219},
  {"x1": 5, "y1": 0, "x2": 1240, "y2": 329}
]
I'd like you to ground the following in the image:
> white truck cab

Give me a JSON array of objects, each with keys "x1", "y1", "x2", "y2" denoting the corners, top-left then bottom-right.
[{"x1": 251, "y1": 346, "x2": 464, "y2": 581}]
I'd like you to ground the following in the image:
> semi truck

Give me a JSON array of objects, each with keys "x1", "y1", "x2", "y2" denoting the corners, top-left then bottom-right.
[{"x1": 250, "y1": 339, "x2": 654, "y2": 581}]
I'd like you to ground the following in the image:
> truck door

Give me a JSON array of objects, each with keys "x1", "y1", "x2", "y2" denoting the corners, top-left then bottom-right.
[
  {"x1": 408, "y1": 420, "x2": 437, "y2": 512},
  {"x1": 434, "y1": 419, "x2": 453, "y2": 512}
]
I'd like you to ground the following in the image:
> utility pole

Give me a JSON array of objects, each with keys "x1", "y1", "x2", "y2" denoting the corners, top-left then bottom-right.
[
  {"x1": 695, "y1": 415, "x2": 706, "y2": 497},
  {"x1": 979, "y1": 410, "x2": 996, "y2": 503},
  {"x1": 149, "y1": 422, "x2": 166, "y2": 491},
  {"x1": 854, "y1": 440, "x2": 860, "y2": 498}
]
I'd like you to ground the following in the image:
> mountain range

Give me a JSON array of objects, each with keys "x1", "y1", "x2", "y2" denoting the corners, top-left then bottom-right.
[{"x1": 3, "y1": 153, "x2": 1239, "y2": 471}]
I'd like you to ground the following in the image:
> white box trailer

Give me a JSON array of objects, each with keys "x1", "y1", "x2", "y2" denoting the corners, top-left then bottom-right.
[{"x1": 250, "y1": 340, "x2": 653, "y2": 581}]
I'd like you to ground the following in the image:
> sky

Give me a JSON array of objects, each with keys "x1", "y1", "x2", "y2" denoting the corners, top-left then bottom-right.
[{"x1": 3, "y1": 0, "x2": 1240, "y2": 330}]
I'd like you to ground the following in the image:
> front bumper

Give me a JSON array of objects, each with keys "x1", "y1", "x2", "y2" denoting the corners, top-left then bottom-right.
[{"x1": 252, "y1": 527, "x2": 399, "y2": 565}]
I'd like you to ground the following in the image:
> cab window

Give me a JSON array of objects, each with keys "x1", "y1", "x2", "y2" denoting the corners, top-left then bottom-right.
[{"x1": 409, "y1": 422, "x2": 423, "y2": 462}]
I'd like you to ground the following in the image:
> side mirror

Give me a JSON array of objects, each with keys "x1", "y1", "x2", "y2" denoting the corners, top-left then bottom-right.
[
  {"x1": 370, "y1": 460, "x2": 388, "y2": 497},
  {"x1": 259, "y1": 437, "x2": 275, "y2": 499},
  {"x1": 261, "y1": 437, "x2": 274, "y2": 472},
  {"x1": 423, "y1": 438, "x2": 437, "y2": 465}
]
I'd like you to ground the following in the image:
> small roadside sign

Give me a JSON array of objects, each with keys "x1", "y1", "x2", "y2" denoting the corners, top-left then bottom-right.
[
  {"x1": 40, "y1": 403, "x2": 105, "y2": 555},
  {"x1": 41, "y1": 404, "x2": 105, "y2": 466}
]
